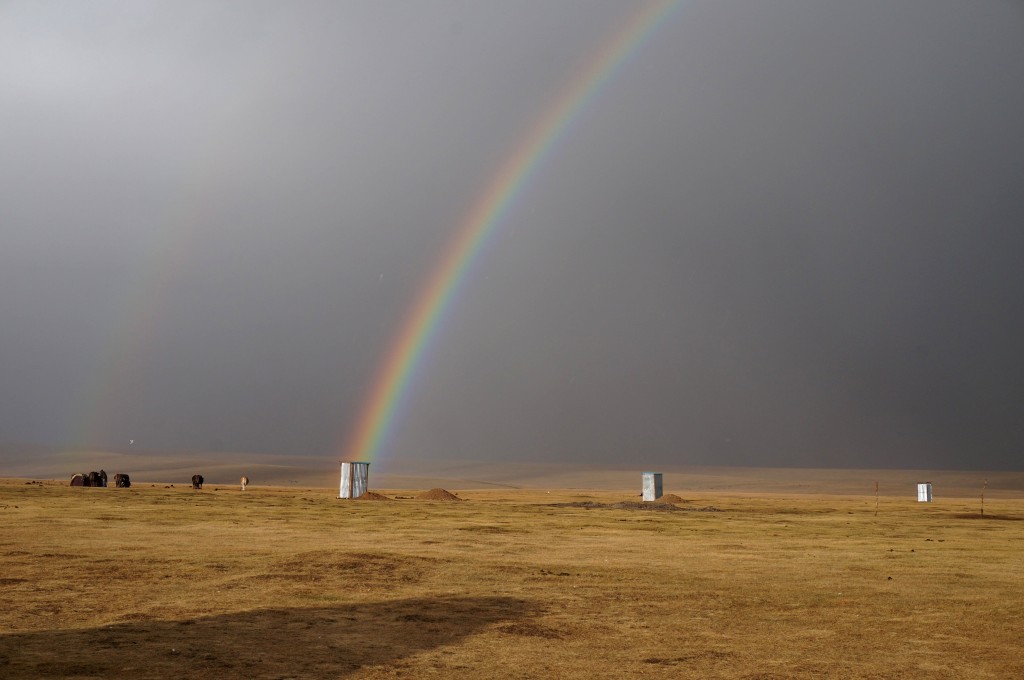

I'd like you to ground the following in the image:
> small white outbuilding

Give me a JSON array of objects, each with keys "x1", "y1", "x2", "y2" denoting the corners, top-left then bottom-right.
[
  {"x1": 339, "y1": 461, "x2": 370, "y2": 499},
  {"x1": 917, "y1": 482, "x2": 933, "y2": 502},
  {"x1": 642, "y1": 472, "x2": 663, "y2": 502}
]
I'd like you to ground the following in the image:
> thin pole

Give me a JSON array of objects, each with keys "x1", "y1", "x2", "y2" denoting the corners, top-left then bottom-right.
[
  {"x1": 874, "y1": 481, "x2": 879, "y2": 517},
  {"x1": 981, "y1": 479, "x2": 988, "y2": 517}
]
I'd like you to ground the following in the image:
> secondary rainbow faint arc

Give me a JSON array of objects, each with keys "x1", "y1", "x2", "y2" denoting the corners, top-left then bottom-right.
[{"x1": 342, "y1": 0, "x2": 682, "y2": 462}]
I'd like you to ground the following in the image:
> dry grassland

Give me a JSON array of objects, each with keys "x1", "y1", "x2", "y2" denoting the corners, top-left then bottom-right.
[{"x1": 1, "y1": 478, "x2": 1022, "y2": 679}]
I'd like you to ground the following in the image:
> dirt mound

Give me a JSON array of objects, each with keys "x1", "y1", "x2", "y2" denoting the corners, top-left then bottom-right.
[
  {"x1": 659, "y1": 493, "x2": 685, "y2": 503},
  {"x1": 416, "y1": 488, "x2": 463, "y2": 501},
  {"x1": 353, "y1": 491, "x2": 391, "y2": 500},
  {"x1": 610, "y1": 501, "x2": 685, "y2": 511}
]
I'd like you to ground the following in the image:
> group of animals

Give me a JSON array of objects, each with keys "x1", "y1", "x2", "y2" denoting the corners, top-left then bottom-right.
[
  {"x1": 193, "y1": 476, "x2": 249, "y2": 490},
  {"x1": 69, "y1": 470, "x2": 131, "y2": 488},
  {"x1": 72, "y1": 472, "x2": 250, "y2": 490}
]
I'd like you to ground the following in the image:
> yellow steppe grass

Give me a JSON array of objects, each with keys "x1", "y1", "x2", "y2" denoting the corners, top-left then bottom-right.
[{"x1": 1, "y1": 478, "x2": 1022, "y2": 679}]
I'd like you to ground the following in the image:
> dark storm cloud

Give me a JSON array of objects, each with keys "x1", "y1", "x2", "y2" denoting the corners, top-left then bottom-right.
[{"x1": 1, "y1": 1, "x2": 1022, "y2": 469}]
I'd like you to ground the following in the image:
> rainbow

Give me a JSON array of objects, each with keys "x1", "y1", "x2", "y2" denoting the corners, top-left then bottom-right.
[{"x1": 342, "y1": 0, "x2": 682, "y2": 462}]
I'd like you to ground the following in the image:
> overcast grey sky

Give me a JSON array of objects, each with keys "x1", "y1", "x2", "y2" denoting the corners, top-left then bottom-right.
[{"x1": 2, "y1": 1, "x2": 1023, "y2": 470}]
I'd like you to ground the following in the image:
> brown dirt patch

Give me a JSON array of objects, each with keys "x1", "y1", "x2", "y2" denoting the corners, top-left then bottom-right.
[
  {"x1": 416, "y1": 488, "x2": 463, "y2": 501},
  {"x1": 659, "y1": 493, "x2": 685, "y2": 503},
  {"x1": 354, "y1": 491, "x2": 391, "y2": 500},
  {"x1": 610, "y1": 501, "x2": 686, "y2": 511}
]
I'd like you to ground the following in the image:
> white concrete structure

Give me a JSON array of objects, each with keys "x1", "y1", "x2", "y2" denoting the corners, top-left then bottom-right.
[
  {"x1": 339, "y1": 461, "x2": 370, "y2": 499},
  {"x1": 642, "y1": 472, "x2": 663, "y2": 502},
  {"x1": 917, "y1": 482, "x2": 933, "y2": 502}
]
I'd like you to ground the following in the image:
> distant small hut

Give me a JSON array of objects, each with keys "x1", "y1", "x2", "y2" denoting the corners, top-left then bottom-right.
[
  {"x1": 642, "y1": 472, "x2": 663, "y2": 502},
  {"x1": 70, "y1": 473, "x2": 85, "y2": 487},
  {"x1": 338, "y1": 462, "x2": 370, "y2": 499}
]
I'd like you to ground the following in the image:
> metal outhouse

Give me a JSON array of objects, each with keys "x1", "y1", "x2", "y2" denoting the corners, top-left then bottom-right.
[
  {"x1": 339, "y1": 461, "x2": 370, "y2": 499},
  {"x1": 917, "y1": 482, "x2": 933, "y2": 502},
  {"x1": 642, "y1": 472, "x2": 663, "y2": 502}
]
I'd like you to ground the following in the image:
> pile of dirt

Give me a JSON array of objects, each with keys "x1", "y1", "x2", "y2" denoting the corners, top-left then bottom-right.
[
  {"x1": 416, "y1": 488, "x2": 463, "y2": 501},
  {"x1": 659, "y1": 493, "x2": 685, "y2": 504},
  {"x1": 609, "y1": 501, "x2": 686, "y2": 511},
  {"x1": 353, "y1": 491, "x2": 391, "y2": 500}
]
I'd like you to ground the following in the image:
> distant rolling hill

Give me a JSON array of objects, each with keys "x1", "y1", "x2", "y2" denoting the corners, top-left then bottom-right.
[
  {"x1": 2, "y1": 443, "x2": 1022, "y2": 497},
  {"x1": 0, "y1": 444, "x2": 336, "y2": 488}
]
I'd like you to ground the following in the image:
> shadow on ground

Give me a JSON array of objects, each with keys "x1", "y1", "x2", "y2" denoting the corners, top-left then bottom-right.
[{"x1": 0, "y1": 596, "x2": 532, "y2": 678}]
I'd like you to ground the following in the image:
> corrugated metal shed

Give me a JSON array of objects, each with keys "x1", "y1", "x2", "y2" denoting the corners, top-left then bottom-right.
[{"x1": 339, "y1": 461, "x2": 370, "y2": 499}]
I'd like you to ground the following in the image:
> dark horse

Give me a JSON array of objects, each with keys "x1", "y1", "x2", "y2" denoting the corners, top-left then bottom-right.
[
  {"x1": 113, "y1": 473, "x2": 131, "y2": 488},
  {"x1": 191, "y1": 474, "x2": 204, "y2": 490}
]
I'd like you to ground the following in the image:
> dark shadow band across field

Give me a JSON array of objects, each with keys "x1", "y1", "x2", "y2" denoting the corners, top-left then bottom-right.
[{"x1": 0, "y1": 596, "x2": 533, "y2": 679}]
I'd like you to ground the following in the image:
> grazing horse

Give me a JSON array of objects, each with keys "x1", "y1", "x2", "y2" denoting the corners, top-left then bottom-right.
[
  {"x1": 240, "y1": 476, "x2": 249, "y2": 491},
  {"x1": 113, "y1": 473, "x2": 131, "y2": 488},
  {"x1": 191, "y1": 474, "x2": 204, "y2": 490}
]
